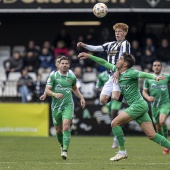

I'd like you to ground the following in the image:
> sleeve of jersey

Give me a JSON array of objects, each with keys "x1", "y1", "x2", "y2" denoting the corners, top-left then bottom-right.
[
  {"x1": 89, "y1": 55, "x2": 116, "y2": 71},
  {"x1": 85, "y1": 45, "x2": 104, "y2": 52},
  {"x1": 139, "y1": 72, "x2": 156, "y2": 79}
]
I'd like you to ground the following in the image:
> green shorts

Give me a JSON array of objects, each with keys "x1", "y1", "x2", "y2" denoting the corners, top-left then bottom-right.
[
  {"x1": 125, "y1": 99, "x2": 151, "y2": 125},
  {"x1": 151, "y1": 101, "x2": 170, "y2": 124},
  {"x1": 52, "y1": 103, "x2": 73, "y2": 126}
]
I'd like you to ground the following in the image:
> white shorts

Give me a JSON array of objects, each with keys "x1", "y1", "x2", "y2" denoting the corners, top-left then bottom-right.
[{"x1": 101, "y1": 76, "x2": 121, "y2": 96}]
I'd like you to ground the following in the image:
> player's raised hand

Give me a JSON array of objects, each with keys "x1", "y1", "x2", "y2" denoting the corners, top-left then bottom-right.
[
  {"x1": 77, "y1": 42, "x2": 86, "y2": 48},
  {"x1": 78, "y1": 52, "x2": 90, "y2": 60},
  {"x1": 155, "y1": 75, "x2": 165, "y2": 82}
]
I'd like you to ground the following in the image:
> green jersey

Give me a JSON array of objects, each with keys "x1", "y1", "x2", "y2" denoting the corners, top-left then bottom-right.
[
  {"x1": 89, "y1": 54, "x2": 157, "y2": 106},
  {"x1": 96, "y1": 70, "x2": 109, "y2": 89},
  {"x1": 46, "y1": 70, "x2": 76, "y2": 111},
  {"x1": 143, "y1": 73, "x2": 170, "y2": 107},
  {"x1": 118, "y1": 69, "x2": 144, "y2": 105}
]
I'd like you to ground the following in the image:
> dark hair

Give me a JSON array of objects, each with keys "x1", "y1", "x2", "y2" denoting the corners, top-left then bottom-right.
[
  {"x1": 121, "y1": 52, "x2": 135, "y2": 68},
  {"x1": 153, "y1": 60, "x2": 162, "y2": 66}
]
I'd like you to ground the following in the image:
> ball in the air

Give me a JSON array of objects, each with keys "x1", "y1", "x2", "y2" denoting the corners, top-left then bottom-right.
[{"x1": 93, "y1": 3, "x2": 108, "y2": 18}]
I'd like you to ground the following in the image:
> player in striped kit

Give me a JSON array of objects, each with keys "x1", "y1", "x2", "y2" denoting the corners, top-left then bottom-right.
[{"x1": 77, "y1": 23, "x2": 130, "y2": 148}]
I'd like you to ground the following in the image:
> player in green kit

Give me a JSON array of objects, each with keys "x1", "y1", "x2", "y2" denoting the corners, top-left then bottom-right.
[
  {"x1": 78, "y1": 52, "x2": 170, "y2": 162},
  {"x1": 96, "y1": 70, "x2": 122, "y2": 148},
  {"x1": 142, "y1": 60, "x2": 170, "y2": 154},
  {"x1": 45, "y1": 56, "x2": 86, "y2": 160}
]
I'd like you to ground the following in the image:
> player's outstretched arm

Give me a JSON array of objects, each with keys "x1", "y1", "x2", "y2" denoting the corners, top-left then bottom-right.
[
  {"x1": 78, "y1": 52, "x2": 116, "y2": 71},
  {"x1": 77, "y1": 42, "x2": 104, "y2": 52},
  {"x1": 139, "y1": 72, "x2": 165, "y2": 82}
]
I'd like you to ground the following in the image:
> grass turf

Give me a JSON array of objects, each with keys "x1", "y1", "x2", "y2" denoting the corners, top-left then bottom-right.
[{"x1": 0, "y1": 136, "x2": 170, "y2": 170}]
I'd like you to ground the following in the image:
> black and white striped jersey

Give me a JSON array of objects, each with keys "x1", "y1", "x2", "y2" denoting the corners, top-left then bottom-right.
[{"x1": 102, "y1": 39, "x2": 131, "y2": 65}]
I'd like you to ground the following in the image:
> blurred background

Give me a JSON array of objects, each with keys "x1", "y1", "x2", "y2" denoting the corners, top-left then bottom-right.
[{"x1": 0, "y1": 0, "x2": 170, "y2": 137}]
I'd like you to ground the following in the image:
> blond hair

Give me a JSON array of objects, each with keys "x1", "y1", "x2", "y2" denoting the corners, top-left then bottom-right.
[{"x1": 113, "y1": 23, "x2": 129, "y2": 32}]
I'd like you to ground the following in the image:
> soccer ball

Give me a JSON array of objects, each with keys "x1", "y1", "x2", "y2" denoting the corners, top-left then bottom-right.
[{"x1": 93, "y1": 3, "x2": 108, "y2": 18}]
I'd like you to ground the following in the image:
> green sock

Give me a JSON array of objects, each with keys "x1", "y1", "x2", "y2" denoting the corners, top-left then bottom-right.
[
  {"x1": 162, "y1": 125, "x2": 168, "y2": 138},
  {"x1": 63, "y1": 130, "x2": 71, "y2": 151},
  {"x1": 152, "y1": 133, "x2": 170, "y2": 149},
  {"x1": 56, "y1": 133, "x2": 63, "y2": 146},
  {"x1": 111, "y1": 100, "x2": 122, "y2": 111},
  {"x1": 112, "y1": 126, "x2": 125, "y2": 151}
]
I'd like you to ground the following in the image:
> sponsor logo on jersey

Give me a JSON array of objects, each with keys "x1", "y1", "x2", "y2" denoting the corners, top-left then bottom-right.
[
  {"x1": 151, "y1": 84, "x2": 167, "y2": 90},
  {"x1": 55, "y1": 84, "x2": 71, "y2": 93}
]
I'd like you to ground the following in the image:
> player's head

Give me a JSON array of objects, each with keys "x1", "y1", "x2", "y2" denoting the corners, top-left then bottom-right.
[
  {"x1": 116, "y1": 52, "x2": 135, "y2": 70},
  {"x1": 55, "y1": 55, "x2": 70, "y2": 70},
  {"x1": 152, "y1": 60, "x2": 162, "y2": 74},
  {"x1": 113, "y1": 23, "x2": 129, "y2": 41},
  {"x1": 59, "y1": 56, "x2": 70, "y2": 73}
]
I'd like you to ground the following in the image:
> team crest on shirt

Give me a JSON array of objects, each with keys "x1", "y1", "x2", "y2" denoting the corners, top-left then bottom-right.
[{"x1": 67, "y1": 79, "x2": 72, "y2": 83}]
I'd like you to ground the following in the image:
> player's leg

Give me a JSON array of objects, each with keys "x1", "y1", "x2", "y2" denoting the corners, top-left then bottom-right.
[
  {"x1": 52, "y1": 110, "x2": 64, "y2": 158},
  {"x1": 159, "y1": 104, "x2": 170, "y2": 154},
  {"x1": 159, "y1": 104, "x2": 170, "y2": 139},
  {"x1": 110, "y1": 100, "x2": 122, "y2": 149},
  {"x1": 110, "y1": 82, "x2": 123, "y2": 148},
  {"x1": 61, "y1": 104, "x2": 73, "y2": 160},
  {"x1": 52, "y1": 110, "x2": 63, "y2": 146},
  {"x1": 110, "y1": 100, "x2": 149, "y2": 161},
  {"x1": 56, "y1": 124, "x2": 63, "y2": 146},
  {"x1": 140, "y1": 121, "x2": 170, "y2": 149},
  {"x1": 139, "y1": 115, "x2": 170, "y2": 151},
  {"x1": 110, "y1": 111, "x2": 132, "y2": 161},
  {"x1": 100, "y1": 78, "x2": 113, "y2": 104}
]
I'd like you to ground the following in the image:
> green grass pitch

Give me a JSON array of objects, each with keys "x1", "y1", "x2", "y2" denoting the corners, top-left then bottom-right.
[{"x1": 0, "y1": 136, "x2": 170, "y2": 170}]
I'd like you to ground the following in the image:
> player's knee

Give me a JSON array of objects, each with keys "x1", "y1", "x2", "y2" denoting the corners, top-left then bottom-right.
[
  {"x1": 147, "y1": 133, "x2": 155, "y2": 140},
  {"x1": 63, "y1": 124, "x2": 70, "y2": 131},
  {"x1": 111, "y1": 120, "x2": 118, "y2": 128},
  {"x1": 99, "y1": 97, "x2": 107, "y2": 104},
  {"x1": 112, "y1": 95, "x2": 119, "y2": 101}
]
